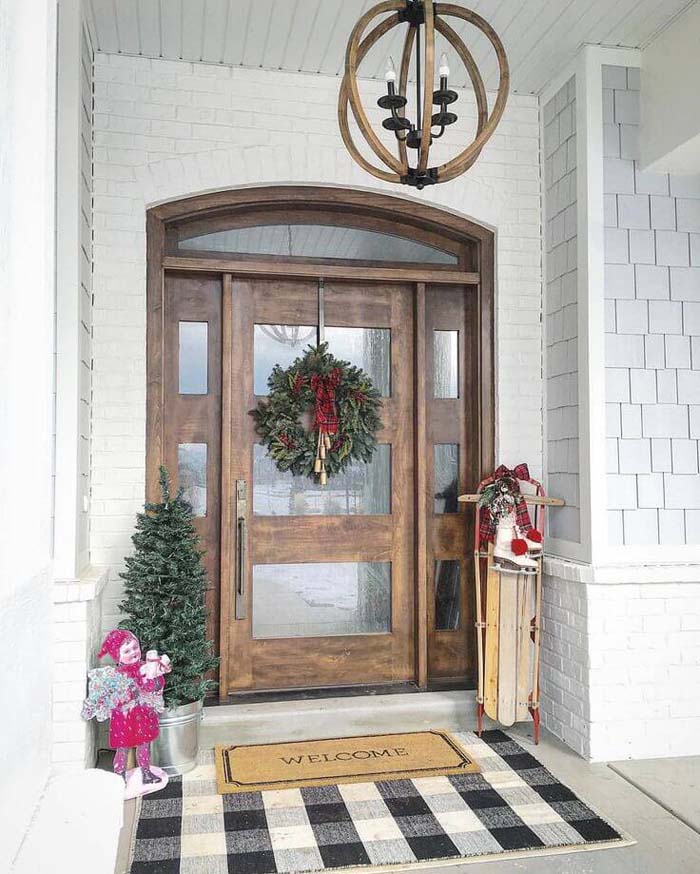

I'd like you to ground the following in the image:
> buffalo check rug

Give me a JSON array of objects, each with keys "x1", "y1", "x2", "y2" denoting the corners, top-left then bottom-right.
[{"x1": 128, "y1": 730, "x2": 632, "y2": 873}]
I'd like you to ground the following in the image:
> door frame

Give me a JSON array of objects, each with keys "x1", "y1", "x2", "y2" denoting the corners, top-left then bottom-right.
[{"x1": 146, "y1": 185, "x2": 495, "y2": 696}]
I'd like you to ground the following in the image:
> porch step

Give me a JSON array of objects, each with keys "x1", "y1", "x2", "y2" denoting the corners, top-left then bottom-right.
[
  {"x1": 13, "y1": 769, "x2": 124, "y2": 874},
  {"x1": 202, "y1": 689, "x2": 477, "y2": 747}
]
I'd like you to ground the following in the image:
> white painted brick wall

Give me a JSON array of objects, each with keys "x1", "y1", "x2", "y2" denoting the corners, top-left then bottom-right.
[
  {"x1": 51, "y1": 569, "x2": 107, "y2": 775},
  {"x1": 90, "y1": 53, "x2": 543, "y2": 631},
  {"x1": 541, "y1": 572, "x2": 589, "y2": 757},
  {"x1": 544, "y1": 77, "x2": 580, "y2": 544},
  {"x1": 603, "y1": 66, "x2": 700, "y2": 546},
  {"x1": 544, "y1": 558, "x2": 700, "y2": 761}
]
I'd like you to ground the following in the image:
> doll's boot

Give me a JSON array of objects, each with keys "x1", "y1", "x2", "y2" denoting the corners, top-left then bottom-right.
[
  {"x1": 141, "y1": 767, "x2": 161, "y2": 784},
  {"x1": 493, "y1": 516, "x2": 537, "y2": 571}
]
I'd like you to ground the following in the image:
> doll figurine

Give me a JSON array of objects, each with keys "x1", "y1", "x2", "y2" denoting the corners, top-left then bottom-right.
[{"x1": 85, "y1": 629, "x2": 171, "y2": 792}]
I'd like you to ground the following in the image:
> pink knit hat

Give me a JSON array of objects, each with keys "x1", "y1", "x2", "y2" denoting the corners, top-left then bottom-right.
[{"x1": 98, "y1": 629, "x2": 137, "y2": 662}]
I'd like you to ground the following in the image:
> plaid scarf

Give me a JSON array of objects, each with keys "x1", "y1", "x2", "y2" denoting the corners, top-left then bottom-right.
[
  {"x1": 478, "y1": 464, "x2": 536, "y2": 544},
  {"x1": 311, "y1": 368, "x2": 341, "y2": 435}
]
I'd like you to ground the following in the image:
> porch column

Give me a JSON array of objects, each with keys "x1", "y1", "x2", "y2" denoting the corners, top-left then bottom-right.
[{"x1": 541, "y1": 45, "x2": 700, "y2": 761}]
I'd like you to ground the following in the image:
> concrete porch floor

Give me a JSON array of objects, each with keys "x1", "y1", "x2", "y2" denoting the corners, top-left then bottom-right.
[{"x1": 113, "y1": 692, "x2": 700, "y2": 873}]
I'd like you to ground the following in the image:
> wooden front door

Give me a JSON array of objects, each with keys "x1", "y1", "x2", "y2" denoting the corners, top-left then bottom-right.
[
  {"x1": 220, "y1": 277, "x2": 415, "y2": 693},
  {"x1": 150, "y1": 186, "x2": 495, "y2": 702}
]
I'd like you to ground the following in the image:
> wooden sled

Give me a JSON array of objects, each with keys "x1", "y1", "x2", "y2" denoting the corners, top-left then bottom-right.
[{"x1": 459, "y1": 486, "x2": 564, "y2": 743}]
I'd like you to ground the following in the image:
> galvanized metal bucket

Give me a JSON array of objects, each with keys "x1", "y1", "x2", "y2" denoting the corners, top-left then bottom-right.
[{"x1": 153, "y1": 699, "x2": 203, "y2": 775}]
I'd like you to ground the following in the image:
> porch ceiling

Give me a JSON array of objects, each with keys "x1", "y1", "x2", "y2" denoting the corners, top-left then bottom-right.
[{"x1": 86, "y1": 0, "x2": 694, "y2": 94}]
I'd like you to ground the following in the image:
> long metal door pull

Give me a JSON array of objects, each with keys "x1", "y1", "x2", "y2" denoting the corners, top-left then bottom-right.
[{"x1": 234, "y1": 479, "x2": 247, "y2": 620}]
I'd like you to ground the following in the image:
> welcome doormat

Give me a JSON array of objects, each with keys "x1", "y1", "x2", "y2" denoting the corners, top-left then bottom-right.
[
  {"x1": 215, "y1": 731, "x2": 478, "y2": 794},
  {"x1": 128, "y1": 731, "x2": 632, "y2": 874}
]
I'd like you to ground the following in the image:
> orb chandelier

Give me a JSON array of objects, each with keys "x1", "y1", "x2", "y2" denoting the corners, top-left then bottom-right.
[{"x1": 339, "y1": 0, "x2": 509, "y2": 189}]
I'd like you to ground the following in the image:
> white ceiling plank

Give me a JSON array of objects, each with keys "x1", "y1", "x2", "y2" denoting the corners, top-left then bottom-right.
[
  {"x1": 332, "y1": 0, "x2": 373, "y2": 76},
  {"x1": 496, "y1": 0, "x2": 579, "y2": 94},
  {"x1": 201, "y1": 0, "x2": 230, "y2": 64},
  {"x1": 222, "y1": 0, "x2": 252, "y2": 66},
  {"x1": 83, "y1": 0, "x2": 100, "y2": 49},
  {"x1": 181, "y1": 0, "x2": 206, "y2": 61},
  {"x1": 242, "y1": 0, "x2": 276, "y2": 68},
  {"x1": 302, "y1": 0, "x2": 351, "y2": 73},
  {"x1": 513, "y1": 0, "x2": 604, "y2": 93},
  {"x1": 587, "y1": 0, "x2": 651, "y2": 46},
  {"x1": 90, "y1": 0, "x2": 120, "y2": 53},
  {"x1": 159, "y1": 0, "x2": 182, "y2": 59},
  {"x1": 137, "y1": 0, "x2": 161, "y2": 57},
  {"x1": 523, "y1": 0, "x2": 643, "y2": 92},
  {"x1": 468, "y1": 0, "x2": 514, "y2": 70},
  {"x1": 613, "y1": 0, "x2": 691, "y2": 48},
  {"x1": 90, "y1": 0, "x2": 692, "y2": 94},
  {"x1": 281, "y1": 0, "x2": 322, "y2": 71},
  {"x1": 114, "y1": 0, "x2": 141, "y2": 55},
  {"x1": 262, "y1": 0, "x2": 301, "y2": 69}
]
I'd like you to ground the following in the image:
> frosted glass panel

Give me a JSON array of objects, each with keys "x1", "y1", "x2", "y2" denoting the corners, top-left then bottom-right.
[
  {"x1": 434, "y1": 444, "x2": 459, "y2": 514},
  {"x1": 180, "y1": 224, "x2": 458, "y2": 265},
  {"x1": 179, "y1": 321, "x2": 208, "y2": 394},
  {"x1": 434, "y1": 330, "x2": 458, "y2": 398},
  {"x1": 435, "y1": 560, "x2": 460, "y2": 631},
  {"x1": 254, "y1": 324, "x2": 316, "y2": 396},
  {"x1": 254, "y1": 444, "x2": 390, "y2": 515},
  {"x1": 325, "y1": 326, "x2": 391, "y2": 397},
  {"x1": 252, "y1": 562, "x2": 391, "y2": 639},
  {"x1": 178, "y1": 443, "x2": 207, "y2": 516}
]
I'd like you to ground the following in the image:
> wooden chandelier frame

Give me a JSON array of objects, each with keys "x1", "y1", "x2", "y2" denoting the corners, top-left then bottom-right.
[{"x1": 338, "y1": 0, "x2": 510, "y2": 185}]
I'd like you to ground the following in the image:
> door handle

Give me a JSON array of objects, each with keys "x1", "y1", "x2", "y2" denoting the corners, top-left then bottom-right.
[{"x1": 234, "y1": 479, "x2": 247, "y2": 620}]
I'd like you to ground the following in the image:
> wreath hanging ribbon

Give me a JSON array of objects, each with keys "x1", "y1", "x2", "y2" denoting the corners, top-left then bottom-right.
[{"x1": 252, "y1": 344, "x2": 382, "y2": 484}]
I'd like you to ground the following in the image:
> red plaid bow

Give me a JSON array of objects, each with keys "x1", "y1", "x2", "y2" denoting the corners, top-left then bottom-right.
[
  {"x1": 478, "y1": 463, "x2": 536, "y2": 544},
  {"x1": 311, "y1": 368, "x2": 341, "y2": 436}
]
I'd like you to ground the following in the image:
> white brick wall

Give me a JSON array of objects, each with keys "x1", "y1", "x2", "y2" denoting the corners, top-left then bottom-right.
[
  {"x1": 544, "y1": 77, "x2": 580, "y2": 543},
  {"x1": 603, "y1": 65, "x2": 700, "y2": 546},
  {"x1": 541, "y1": 570, "x2": 589, "y2": 757},
  {"x1": 544, "y1": 559, "x2": 700, "y2": 761},
  {"x1": 51, "y1": 569, "x2": 106, "y2": 774},
  {"x1": 90, "y1": 53, "x2": 544, "y2": 631}
]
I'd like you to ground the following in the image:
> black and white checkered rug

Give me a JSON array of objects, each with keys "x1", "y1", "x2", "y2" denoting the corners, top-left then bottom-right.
[{"x1": 129, "y1": 730, "x2": 629, "y2": 873}]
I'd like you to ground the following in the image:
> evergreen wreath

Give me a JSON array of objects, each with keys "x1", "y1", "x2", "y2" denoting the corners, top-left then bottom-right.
[{"x1": 252, "y1": 343, "x2": 382, "y2": 483}]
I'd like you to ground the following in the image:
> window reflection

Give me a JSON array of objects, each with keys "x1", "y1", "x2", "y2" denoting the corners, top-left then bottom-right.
[
  {"x1": 178, "y1": 443, "x2": 207, "y2": 516},
  {"x1": 179, "y1": 322, "x2": 208, "y2": 394},
  {"x1": 435, "y1": 560, "x2": 461, "y2": 630},
  {"x1": 254, "y1": 324, "x2": 316, "y2": 395},
  {"x1": 434, "y1": 444, "x2": 459, "y2": 514},
  {"x1": 252, "y1": 562, "x2": 391, "y2": 639},
  {"x1": 254, "y1": 444, "x2": 390, "y2": 516},
  {"x1": 434, "y1": 330, "x2": 459, "y2": 398},
  {"x1": 179, "y1": 224, "x2": 458, "y2": 265},
  {"x1": 325, "y1": 327, "x2": 391, "y2": 397}
]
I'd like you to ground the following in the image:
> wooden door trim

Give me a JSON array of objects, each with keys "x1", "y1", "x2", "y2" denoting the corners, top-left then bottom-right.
[
  {"x1": 162, "y1": 255, "x2": 478, "y2": 286},
  {"x1": 219, "y1": 274, "x2": 234, "y2": 700},
  {"x1": 146, "y1": 186, "x2": 496, "y2": 695},
  {"x1": 150, "y1": 185, "x2": 494, "y2": 251},
  {"x1": 414, "y1": 282, "x2": 428, "y2": 690}
]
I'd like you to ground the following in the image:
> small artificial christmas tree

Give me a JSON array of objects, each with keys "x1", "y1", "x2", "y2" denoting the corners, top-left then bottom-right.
[{"x1": 119, "y1": 466, "x2": 219, "y2": 708}]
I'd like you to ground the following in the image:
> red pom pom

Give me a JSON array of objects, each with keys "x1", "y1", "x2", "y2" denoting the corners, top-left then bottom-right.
[
  {"x1": 511, "y1": 538, "x2": 528, "y2": 556},
  {"x1": 527, "y1": 529, "x2": 543, "y2": 543}
]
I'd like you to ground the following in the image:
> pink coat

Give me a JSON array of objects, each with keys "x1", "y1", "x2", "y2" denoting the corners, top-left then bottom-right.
[{"x1": 109, "y1": 662, "x2": 164, "y2": 749}]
